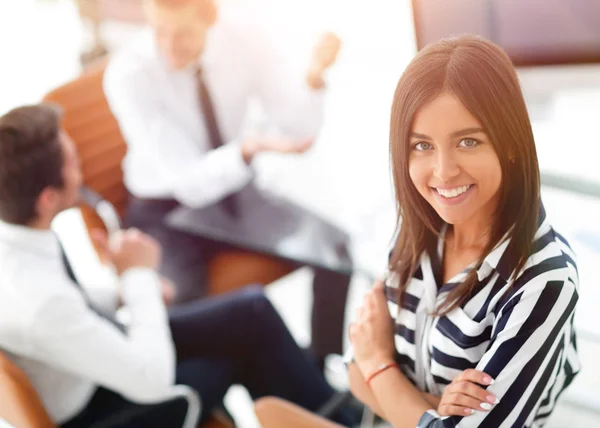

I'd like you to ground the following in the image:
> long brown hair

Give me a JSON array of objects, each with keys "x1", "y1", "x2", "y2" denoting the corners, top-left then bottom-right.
[{"x1": 389, "y1": 35, "x2": 540, "y2": 315}]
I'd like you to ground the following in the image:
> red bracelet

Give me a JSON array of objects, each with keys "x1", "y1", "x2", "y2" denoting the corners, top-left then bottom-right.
[{"x1": 365, "y1": 362, "x2": 399, "y2": 386}]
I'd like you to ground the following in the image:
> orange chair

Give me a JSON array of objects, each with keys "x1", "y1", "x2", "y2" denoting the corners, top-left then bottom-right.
[
  {"x1": 42, "y1": 61, "x2": 293, "y2": 295},
  {"x1": 0, "y1": 349, "x2": 205, "y2": 427},
  {"x1": 0, "y1": 347, "x2": 213, "y2": 428},
  {"x1": 0, "y1": 351, "x2": 55, "y2": 428}
]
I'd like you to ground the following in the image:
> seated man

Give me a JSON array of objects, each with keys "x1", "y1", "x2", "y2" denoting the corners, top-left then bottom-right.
[
  {"x1": 104, "y1": 0, "x2": 351, "y2": 368},
  {"x1": 0, "y1": 105, "x2": 353, "y2": 427}
]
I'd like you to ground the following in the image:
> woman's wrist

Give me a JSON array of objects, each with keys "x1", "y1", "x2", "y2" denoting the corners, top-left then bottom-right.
[
  {"x1": 359, "y1": 352, "x2": 396, "y2": 376},
  {"x1": 364, "y1": 360, "x2": 399, "y2": 386}
]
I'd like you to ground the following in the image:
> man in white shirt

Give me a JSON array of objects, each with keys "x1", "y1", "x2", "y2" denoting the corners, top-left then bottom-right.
[
  {"x1": 0, "y1": 105, "x2": 354, "y2": 427},
  {"x1": 104, "y1": 0, "x2": 351, "y2": 370}
]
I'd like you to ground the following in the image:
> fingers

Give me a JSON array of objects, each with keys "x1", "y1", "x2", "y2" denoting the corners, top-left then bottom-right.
[
  {"x1": 438, "y1": 388, "x2": 497, "y2": 417},
  {"x1": 321, "y1": 32, "x2": 341, "y2": 48},
  {"x1": 438, "y1": 403, "x2": 476, "y2": 417},
  {"x1": 457, "y1": 369, "x2": 495, "y2": 386},
  {"x1": 356, "y1": 283, "x2": 389, "y2": 320},
  {"x1": 262, "y1": 137, "x2": 314, "y2": 154},
  {"x1": 447, "y1": 380, "x2": 498, "y2": 406},
  {"x1": 371, "y1": 279, "x2": 390, "y2": 313},
  {"x1": 127, "y1": 227, "x2": 141, "y2": 237},
  {"x1": 448, "y1": 392, "x2": 493, "y2": 411},
  {"x1": 348, "y1": 321, "x2": 358, "y2": 343},
  {"x1": 315, "y1": 32, "x2": 341, "y2": 67},
  {"x1": 439, "y1": 376, "x2": 500, "y2": 418},
  {"x1": 294, "y1": 138, "x2": 314, "y2": 153},
  {"x1": 282, "y1": 138, "x2": 313, "y2": 154},
  {"x1": 362, "y1": 291, "x2": 376, "y2": 309},
  {"x1": 372, "y1": 278, "x2": 385, "y2": 291},
  {"x1": 90, "y1": 228, "x2": 111, "y2": 259},
  {"x1": 160, "y1": 277, "x2": 177, "y2": 305},
  {"x1": 90, "y1": 228, "x2": 108, "y2": 247}
]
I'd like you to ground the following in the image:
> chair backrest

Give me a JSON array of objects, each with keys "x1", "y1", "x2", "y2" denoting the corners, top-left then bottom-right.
[
  {"x1": 43, "y1": 60, "x2": 128, "y2": 247},
  {"x1": 0, "y1": 352, "x2": 55, "y2": 428},
  {"x1": 43, "y1": 60, "x2": 128, "y2": 217}
]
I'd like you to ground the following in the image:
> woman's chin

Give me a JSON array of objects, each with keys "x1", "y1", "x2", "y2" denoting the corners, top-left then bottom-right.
[{"x1": 432, "y1": 206, "x2": 472, "y2": 226}]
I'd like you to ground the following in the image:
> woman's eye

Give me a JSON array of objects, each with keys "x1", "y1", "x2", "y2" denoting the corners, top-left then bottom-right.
[
  {"x1": 413, "y1": 142, "x2": 433, "y2": 151},
  {"x1": 458, "y1": 138, "x2": 479, "y2": 148}
]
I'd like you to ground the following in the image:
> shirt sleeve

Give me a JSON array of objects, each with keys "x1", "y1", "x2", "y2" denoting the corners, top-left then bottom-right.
[
  {"x1": 31, "y1": 268, "x2": 176, "y2": 403},
  {"x1": 85, "y1": 283, "x2": 119, "y2": 314},
  {"x1": 417, "y1": 270, "x2": 579, "y2": 428},
  {"x1": 103, "y1": 61, "x2": 253, "y2": 208},
  {"x1": 248, "y1": 28, "x2": 326, "y2": 139}
]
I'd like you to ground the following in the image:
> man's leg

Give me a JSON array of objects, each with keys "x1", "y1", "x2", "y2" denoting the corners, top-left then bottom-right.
[
  {"x1": 175, "y1": 357, "x2": 236, "y2": 425},
  {"x1": 168, "y1": 286, "x2": 339, "y2": 416},
  {"x1": 311, "y1": 269, "x2": 352, "y2": 368}
]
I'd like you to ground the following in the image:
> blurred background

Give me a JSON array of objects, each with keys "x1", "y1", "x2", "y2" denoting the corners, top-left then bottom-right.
[{"x1": 1, "y1": 0, "x2": 600, "y2": 426}]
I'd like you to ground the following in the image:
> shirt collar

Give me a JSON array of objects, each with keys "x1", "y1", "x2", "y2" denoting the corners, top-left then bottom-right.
[
  {"x1": 0, "y1": 220, "x2": 61, "y2": 258},
  {"x1": 476, "y1": 203, "x2": 548, "y2": 282}
]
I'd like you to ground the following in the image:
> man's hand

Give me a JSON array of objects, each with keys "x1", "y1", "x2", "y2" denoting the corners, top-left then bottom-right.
[
  {"x1": 307, "y1": 32, "x2": 341, "y2": 90},
  {"x1": 159, "y1": 276, "x2": 177, "y2": 306},
  {"x1": 437, "y1": 369, "x2": 498, "y2": 416},
  {"x1": 241, "y1": 136, "x2": 313, "y2": 163},
  {"x1": 348, "y1": 280, "x2": 396, "y2": 377},
  {"x1": 92, "y1": 228, "x2": 162, "y2": 275}
]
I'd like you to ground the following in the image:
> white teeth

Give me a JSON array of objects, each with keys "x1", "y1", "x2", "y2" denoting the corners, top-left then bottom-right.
[{"x1": 436, "y1": 185, "x2": 471, "y2": 198}]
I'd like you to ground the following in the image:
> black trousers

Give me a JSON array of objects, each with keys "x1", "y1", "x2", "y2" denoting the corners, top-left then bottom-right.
[
  {"x1": 124, "y1": 196, "x2": 352, "y2": 359},
  {"x1": 61, "y1": 286, "x2": 353, "y2": 427}
]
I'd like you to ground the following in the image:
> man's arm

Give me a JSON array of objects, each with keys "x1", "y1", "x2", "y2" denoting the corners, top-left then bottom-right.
[
  {"x1": 31, "y1": 268, "x2": 176, "y2": 403},
  {"x1": 104, "y1": 64, "x2": 253, "y2": 208}
]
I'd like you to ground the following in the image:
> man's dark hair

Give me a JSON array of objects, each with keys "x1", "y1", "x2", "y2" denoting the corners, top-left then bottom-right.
[{"x1": 0, "y1": 104, "x2": 65, "y2": 225}]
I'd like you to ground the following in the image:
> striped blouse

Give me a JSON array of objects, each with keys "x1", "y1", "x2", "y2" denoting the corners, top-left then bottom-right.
[{"x1": 386, "y1": 205, "x2": 580, "y2": 427}]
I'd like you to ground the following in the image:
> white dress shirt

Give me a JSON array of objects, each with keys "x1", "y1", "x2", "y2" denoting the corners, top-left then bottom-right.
[
  {"x1": 0, "y1": 221, "x2": 176, "y2": 424},
  {"x1": 104, "y1": 10, "x2": 325, "y2": 208}
]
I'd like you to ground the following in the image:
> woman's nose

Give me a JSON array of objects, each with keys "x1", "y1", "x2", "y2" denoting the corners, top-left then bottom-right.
[{"x1": 433, "y1": 151, "x2": 460, "y2": 183}]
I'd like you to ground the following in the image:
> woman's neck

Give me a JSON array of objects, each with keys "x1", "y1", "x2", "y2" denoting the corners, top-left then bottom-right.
[{"x1": 447, "y1": 222, "x2": 491, "y2": 252}]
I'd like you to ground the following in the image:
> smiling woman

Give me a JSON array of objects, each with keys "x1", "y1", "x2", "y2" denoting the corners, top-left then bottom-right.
[
  {"x1": 345, "y1": 34, "x2": 580, "y2": 428},
  {"x1": 389, "y1": 35, "x2": 541, "y2": 313},
  {"x1": 251, "y1": 34, "x2": 580, "y2": 428}
]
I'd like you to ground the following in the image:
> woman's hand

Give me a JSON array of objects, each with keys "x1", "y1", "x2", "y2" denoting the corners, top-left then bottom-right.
[
  {"x1": 437, "y1": 369, "x2": 499, "y2": 416},
  {"x1": 349, "y1": 280, "x2": 396, "y2": 376}
]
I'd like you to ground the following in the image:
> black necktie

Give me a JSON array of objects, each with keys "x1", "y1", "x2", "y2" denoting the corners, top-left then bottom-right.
[
  {"x1": 196, "y1": 67, "x2": 240, "y2": 218},
  {"x1": 58, "y1": 240, "x2": 126, "y2": 333}
]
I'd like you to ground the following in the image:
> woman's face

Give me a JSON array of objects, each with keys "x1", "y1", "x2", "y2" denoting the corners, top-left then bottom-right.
[{"x1": 408, "y1": 92, "x2": 502, "y2": 228}]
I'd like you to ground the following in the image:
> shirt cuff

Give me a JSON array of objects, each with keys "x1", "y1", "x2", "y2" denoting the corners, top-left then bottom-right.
[
  {"x1": 417, "y1": 409, "x2": 442, "y2": 428},
  {"x1": 228, "y1": 140, "x2": 255, "y2": 173},
  {"x1": 120, "y1": 268, "x2": 162, "y2": 304},
  {"x1": 343, "y1": 346, "x2": 355, "y2": 366}
]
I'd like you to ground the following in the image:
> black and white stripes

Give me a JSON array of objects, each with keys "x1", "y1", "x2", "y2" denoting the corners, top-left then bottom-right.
[{"x1": 387, "y1": 206, "x2": 580, "y2": 427}]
